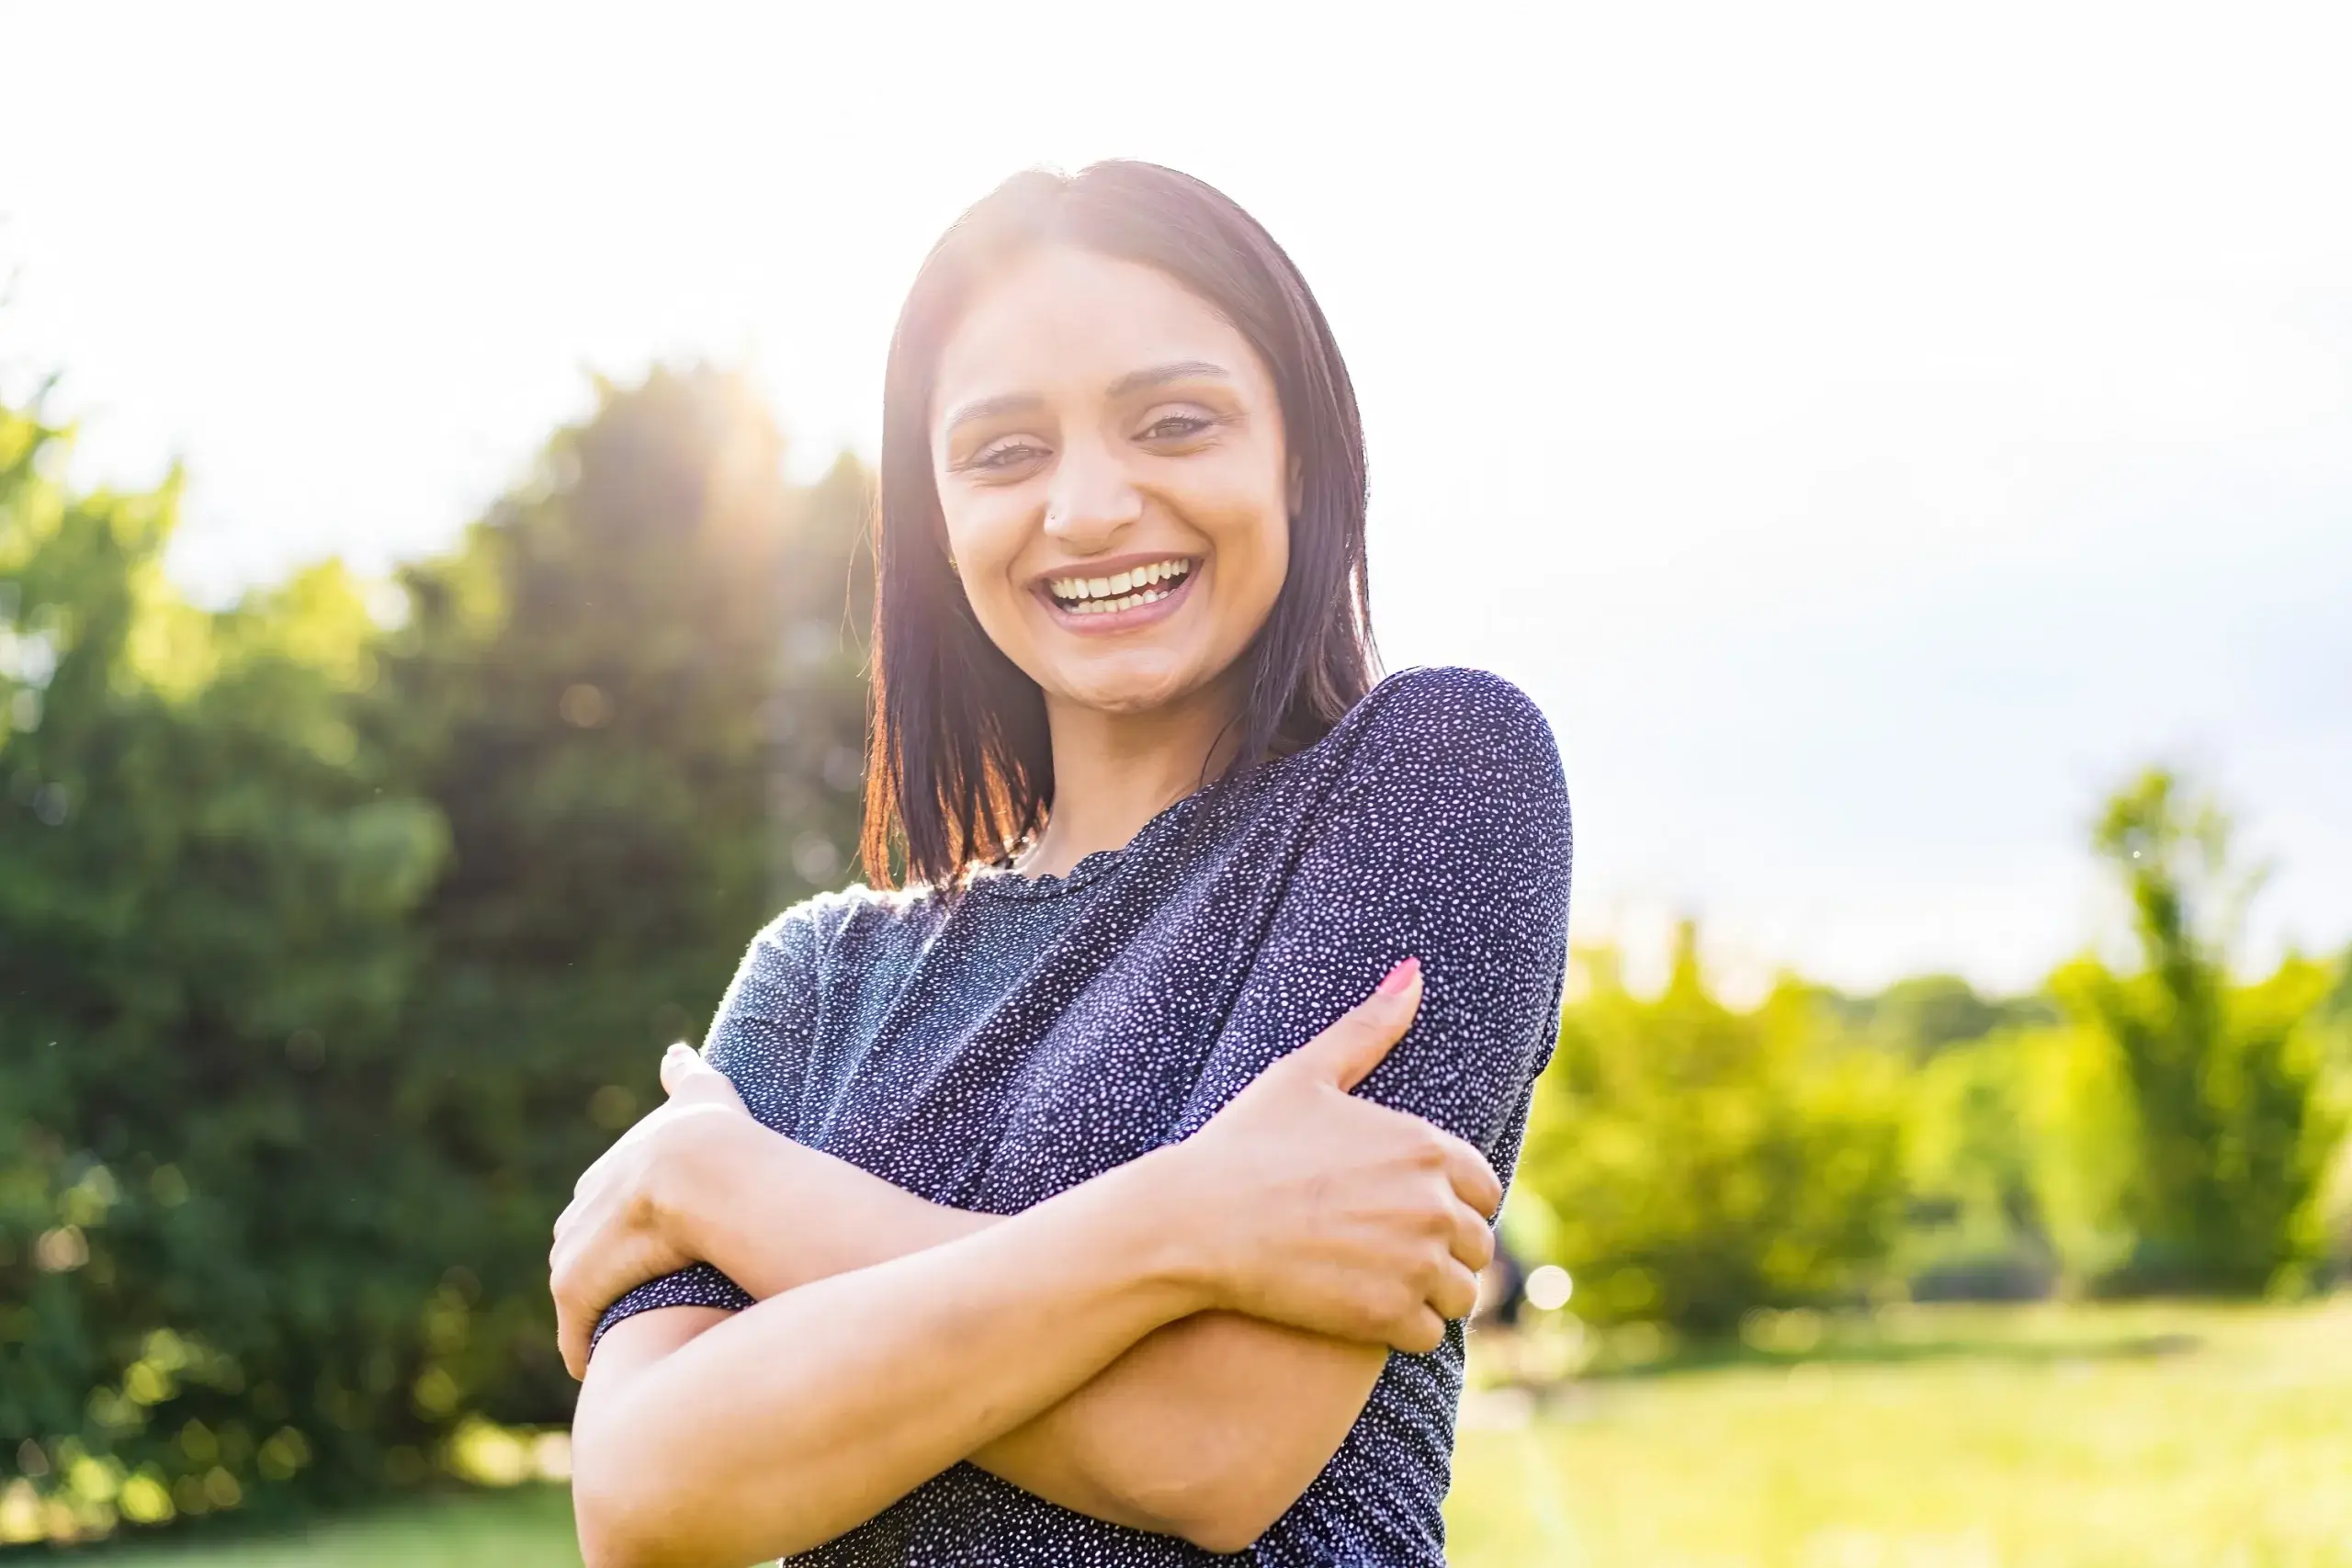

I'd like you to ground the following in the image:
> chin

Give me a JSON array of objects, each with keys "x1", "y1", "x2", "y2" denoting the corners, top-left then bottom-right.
[{"x1": 1055, "y1": 661, "x2": 1204, "y2": 717}]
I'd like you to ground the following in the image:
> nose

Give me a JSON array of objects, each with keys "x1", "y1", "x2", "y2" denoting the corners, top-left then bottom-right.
[{"x1": 1042, "y1": 434, "x2": 1142, "y2": 552}]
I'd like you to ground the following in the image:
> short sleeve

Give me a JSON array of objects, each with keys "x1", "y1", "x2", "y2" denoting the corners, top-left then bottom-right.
[
  {"x1": 1168, "y1": 668, "x2": 1574, "y2": 1177},
  {"x1": 587, "y1": 905, "x2": 826, "y2": 1360}
]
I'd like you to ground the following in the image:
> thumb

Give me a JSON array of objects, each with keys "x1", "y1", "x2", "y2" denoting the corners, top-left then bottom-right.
[
  {"x1": 658, "y1": 1042, "x2": 701, "y2": 1098},
  {"x1": 661, "y1": 1043, "x2": 748, "y2": 1113},
  {"x1": 1293, "y1": 958, "x2": 1423, "y2": 1091}
]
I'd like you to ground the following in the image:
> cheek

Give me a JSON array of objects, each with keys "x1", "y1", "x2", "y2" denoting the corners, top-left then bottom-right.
[
  {"x1": 1199, "y1": 479, "x2": 1291, "y2": 619},
  {"x1": 938, "y1": 487, "x2": 1023, "y2": 577}
]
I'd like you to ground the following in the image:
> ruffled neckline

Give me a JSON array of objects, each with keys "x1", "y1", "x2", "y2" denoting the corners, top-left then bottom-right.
[{"x1": 965, "y1": 774, "x2": 1221, "y2": 902}]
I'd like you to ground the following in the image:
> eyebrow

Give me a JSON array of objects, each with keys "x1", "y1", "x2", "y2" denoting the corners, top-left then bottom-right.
[
  {"x1": 1105, "y1": 359, "x2": 1232, "y2": 399},
  {"x1": 941, "y1": 361, "x2": 1234, "y2": 438},
  {"x1": 941, "y1": 390, "x2": 1045, "y2": 435}
]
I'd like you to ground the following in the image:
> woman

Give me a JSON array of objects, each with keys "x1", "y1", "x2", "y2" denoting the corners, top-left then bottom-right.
[{"x1": 550, "y1": 161, "x2": 1573, "y2": 1567}]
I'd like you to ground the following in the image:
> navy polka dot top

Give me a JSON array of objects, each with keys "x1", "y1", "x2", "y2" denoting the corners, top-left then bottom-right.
[{"x1": 594, "y1": 666, "x2": 1574, "y2": 1565}]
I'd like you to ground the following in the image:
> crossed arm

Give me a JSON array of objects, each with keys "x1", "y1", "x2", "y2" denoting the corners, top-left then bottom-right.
[
  {"x1": 582, "y1": 1115, "x2": 1386, "y2": 1559},
  {"x1": 563, "y1": 966, "x2": 1499, "y2": 1568}
]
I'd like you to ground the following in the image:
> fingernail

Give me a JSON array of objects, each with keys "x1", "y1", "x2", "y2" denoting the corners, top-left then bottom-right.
[
  {"x1": 1376, "y1": 956, "x2": 1421, "y2": 997},
  {"x1": 665, "y1": 1043, "x2": 689, "y2": 1057}
]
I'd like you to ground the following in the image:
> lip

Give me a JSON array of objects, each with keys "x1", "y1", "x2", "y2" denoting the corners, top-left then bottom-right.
[{"x1": 1032, "y1": 552, "x2": 1202, "y2": 637}]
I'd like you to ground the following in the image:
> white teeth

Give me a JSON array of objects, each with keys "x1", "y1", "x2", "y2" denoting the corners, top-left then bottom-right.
[
  {"x1": 1046, "y1": 558, "x2": 1192, "y2": 606},
  {"x1": 1068, "y1": 585, "x2": 1173, "y2": 615}
]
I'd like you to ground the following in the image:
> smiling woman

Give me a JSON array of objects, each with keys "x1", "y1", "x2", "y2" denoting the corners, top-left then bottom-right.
[
  {"x1": 548, "y1": 162, "x2": 1574, "y2": 1568},
  {"x1": 865, "y1": 165, "x2": 1374, "y2": 891}
]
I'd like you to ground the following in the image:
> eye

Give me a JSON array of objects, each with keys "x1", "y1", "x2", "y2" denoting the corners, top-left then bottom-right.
[
  {"x1": 962, "y1": 437, "x2": 1050, "y2": 473},
  {"x1": 1137, "y1": 412, "x2": 1218, "y2": 443}
]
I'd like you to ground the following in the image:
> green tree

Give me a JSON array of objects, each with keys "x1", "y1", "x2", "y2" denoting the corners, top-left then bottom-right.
[
  {"x1": 374, "y1": 365, "x2": 873, "y2": 1427},
  {"x1": 1518, "y1": 925, "x2": 1908, "y2": 1335},
  {"x1": 1, "y1": 397, "x2": 452, "y2": 1538},
  {"x1": 2057, "y1": 768, "x2": 2342, "y2": 1292},
  {"x1": 2, "y1": 365, "x2": 875, "y2": 1543}
]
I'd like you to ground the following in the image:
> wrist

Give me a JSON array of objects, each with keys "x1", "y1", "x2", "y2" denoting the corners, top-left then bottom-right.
[
  {"x1": 1116, "y1": 1142, "x2": 1230, "y2": 1314},
  {"x1": 650, "y1": 1107, "x2": 779, "y2": 1264}
]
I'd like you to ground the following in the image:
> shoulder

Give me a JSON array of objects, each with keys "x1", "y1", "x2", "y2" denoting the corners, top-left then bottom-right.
[
  {"x1": 742, "y1": 880, "x2": 943, "y2": 977},
  {"x1": 1324, "y1": 667, "x2": 1566, "y2": 816},
  {"x1": 1288, "y1": 665, "x2": 1572, "y2": 879},
  {"x1": 1346, "y1": 665, "x2": 1560, "y2": 764}
]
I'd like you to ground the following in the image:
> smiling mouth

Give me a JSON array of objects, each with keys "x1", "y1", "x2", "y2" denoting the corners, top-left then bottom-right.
[{"x1": 1043, "y1": 558, "x2": 1194, "y2": 616}]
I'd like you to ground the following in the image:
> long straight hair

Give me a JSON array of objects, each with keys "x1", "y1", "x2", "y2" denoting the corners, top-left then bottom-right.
[{"x1": 860, "y1": 161, "x2": 1376, "y2": 891}]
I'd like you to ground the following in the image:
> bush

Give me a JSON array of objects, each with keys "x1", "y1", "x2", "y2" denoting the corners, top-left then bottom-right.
[{"x1": 1517, "y1": 925, "x2": 1909, "y2": 1336}]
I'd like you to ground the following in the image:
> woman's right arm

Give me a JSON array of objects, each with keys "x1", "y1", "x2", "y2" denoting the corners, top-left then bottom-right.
[{"x1": 573, "y1": 1139, "x2": 1207, "y2": 1568}]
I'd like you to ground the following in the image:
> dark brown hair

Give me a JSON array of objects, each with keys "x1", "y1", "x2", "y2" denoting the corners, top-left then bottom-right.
[{"x1": 859, "y1": 161, "x2": 1375, "y2": 891}]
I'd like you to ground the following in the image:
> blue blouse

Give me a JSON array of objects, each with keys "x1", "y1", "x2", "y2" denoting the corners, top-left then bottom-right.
[{"x1": 593, "y1": 666, "x2": 1574, "y2": 1565}]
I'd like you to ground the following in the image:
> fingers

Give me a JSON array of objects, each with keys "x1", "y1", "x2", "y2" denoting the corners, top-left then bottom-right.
[
  {"x1": 1445, "y1": 1199, "x2": 1498, "y2": 1275},
  {"x1": 1438, "y1": 1136, "x2": 1504, "y2": 1222},
  {"x1": 548, "y1": 1224, "x2": 588, "y2": 1380},
  {"x1": 1292, "y1": 958, "x2": 1424, "y2": 1091},
  {"x1": 558, "y1": 1306, "x2": 588, "y2": 1382},
  {"x1": 1429, "y1": 1258, "x2": 1482, "y2": 1323},
  {"x1": 658, "y1": 1042, "x2": 695, "y2": 1097},
  {"x1": 1388, "y1": 1303, "x2": 1449, "y2": 1357}
]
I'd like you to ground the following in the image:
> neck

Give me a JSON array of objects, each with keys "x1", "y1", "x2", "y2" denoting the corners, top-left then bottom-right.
[{"x1": 1020, "y1": 672, "x2": 1250, "y2": 879}]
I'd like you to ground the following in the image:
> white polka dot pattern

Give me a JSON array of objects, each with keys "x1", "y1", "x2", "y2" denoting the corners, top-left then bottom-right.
[{"x1": 593, "y1": 666, "x2": 1574, "y2": 1565}]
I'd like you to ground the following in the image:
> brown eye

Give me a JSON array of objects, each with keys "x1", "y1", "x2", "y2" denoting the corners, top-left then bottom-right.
[
  {"x1": 968, "y1": 439, "x2": 1047, "y2": 471},
  {"x1": 1140, "y1": 413, "x2": 1215, "y2": 442}
]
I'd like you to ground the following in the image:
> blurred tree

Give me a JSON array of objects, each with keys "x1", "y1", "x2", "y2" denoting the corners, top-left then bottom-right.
[
  {"x1": 1897, "y1": 1022, "x2": 2137, "y2": 1299},
  {"x1": 2052, "y1": 768, "x2": 2343, "y2": 1293},
  {"x1": 1, "y1": 399, "x2": 453, "y2": 1536},
  {"x1": 374, "y1": 365, "x2": 872, "y2": 1426},
  {"x1": 1861, "y1": 975, "x2": 2058, "y2": 1055},
  {"x1": 1, "y1": 367, "x2": 875, "y2": 1543},
  {"x1": 1518, "y1": 926, "x2": 1908, "y2": 1336}
]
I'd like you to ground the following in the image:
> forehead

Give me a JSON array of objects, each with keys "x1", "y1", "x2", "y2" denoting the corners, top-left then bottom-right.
[{"x1": 931, "y1": 245, "x2": 1269, "y2": 420}]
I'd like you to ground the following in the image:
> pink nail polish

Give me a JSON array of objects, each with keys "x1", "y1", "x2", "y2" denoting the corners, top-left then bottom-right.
[{"x1": 1376, "y1": 956, "x2": 1421, "y2": 997}]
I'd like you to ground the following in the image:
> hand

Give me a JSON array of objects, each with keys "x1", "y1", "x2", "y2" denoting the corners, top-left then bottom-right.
[
  {"x1": 1170, "y1": 959, "x2": 1503, "y2": 1356},
  {"x1": 550, "y1": 1043, "x2": 756, "y2": 1380}
]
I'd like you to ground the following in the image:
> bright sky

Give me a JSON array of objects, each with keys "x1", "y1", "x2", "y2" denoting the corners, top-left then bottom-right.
[{"x1": 6, "y1": 1, "x2": 2348, "y2": 995}]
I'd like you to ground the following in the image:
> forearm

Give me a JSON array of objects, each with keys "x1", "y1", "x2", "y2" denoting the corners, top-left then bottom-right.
[
  {"x1": 671, "y1": 1130, "x2": 1382, "y2": 1544},
  {"x1": 574, "y1": 1147, "x2": 1204, "y2": 1568},
  {"x1": 978, "y1": 1312, "x2": 1384, "y2": 1547}
]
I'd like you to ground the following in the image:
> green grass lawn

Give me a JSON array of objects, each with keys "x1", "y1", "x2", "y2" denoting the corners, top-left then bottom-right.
[
  {"x1": 1449, "y1": 1298, "x2": 2352, "y2": 1567},
  {"x1": 80, "y1": 1300, "x2": 2352, "y2": 1566}
]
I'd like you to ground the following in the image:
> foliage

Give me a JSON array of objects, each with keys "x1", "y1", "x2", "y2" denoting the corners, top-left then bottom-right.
[
  {"x1": 2055, "y1": 769, "x2": 2344, "y2": 1293},
  {"x1": 1898, "y1": 1021, "x2": 2142, "y2": 1295},
  {"x1": 1517, "y1": 924, "x2": 1909, "y2": 1335},
  {"x1": 1821, "y1": 973, "x2": 2058, "y2": 1057},
  {"x1": 0, "y1": 369, "x2": 872, "y2": 1544},
  {"x1": 368, "y1": 367, "x2": 872, "y2": 1428},
  {"x1": 2, "y1": 400, "x2": 452, "y2": 1539},
  {"x1": 1895, "y1": 774, "x2": 2349, "y2": 1301}
]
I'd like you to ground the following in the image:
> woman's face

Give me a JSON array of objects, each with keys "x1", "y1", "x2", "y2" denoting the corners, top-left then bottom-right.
[{"x1": 929, "y1": 244, "x2": 1291, "y2": 719}]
